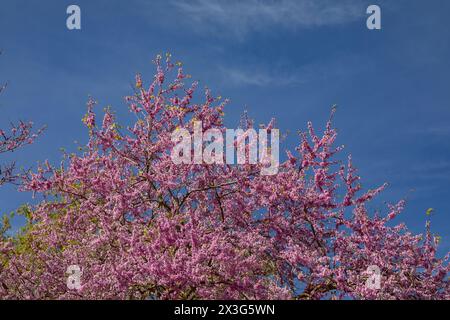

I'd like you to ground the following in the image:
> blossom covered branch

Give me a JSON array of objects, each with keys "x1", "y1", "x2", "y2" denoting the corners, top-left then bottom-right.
[{"x1": 0, "y1": 55, "x2": 448, "y2": 299}]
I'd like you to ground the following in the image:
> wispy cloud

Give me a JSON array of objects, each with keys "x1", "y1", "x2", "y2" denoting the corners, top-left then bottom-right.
[
  {"x1": 220, "y1": 66, "x2": 301, "y2": 87},
  {"x1": 422, "y1": 126, "x2": 450, "y2": 137},
  {"x1": 409, "y1": 161, "x2": 450, "y2": 181},
  {"x1": 171, "y1": 0, "x2": 364, "y2": 38},
  {"x1": 218, "y1": 53, "x2": 368, "y2": 87},
  {"x1": 405, "y1": 125, "x2": 450, "y2": 139}
]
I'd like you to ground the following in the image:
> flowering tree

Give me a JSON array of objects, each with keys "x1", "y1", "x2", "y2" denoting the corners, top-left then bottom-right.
[{"x1": 0, "y1": 55, "x2": 448, "y2": 300}]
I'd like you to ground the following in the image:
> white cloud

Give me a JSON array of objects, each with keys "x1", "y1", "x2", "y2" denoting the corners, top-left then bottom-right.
[
  {"x1": 221, "y1": 67, "x2": 301, "y2": 86},
  {"x1": 407, "y1": 125, "x2": 450, "y2": 138},
  {"x1": 424, "y1": 126, "x2": 450, "y2": 137},
  {"x1": 218, "y1": 53, "x2": 368, "y2": 87},
  {"x1": 171, "y1": 0, "x2": 364, "y2": 37}
]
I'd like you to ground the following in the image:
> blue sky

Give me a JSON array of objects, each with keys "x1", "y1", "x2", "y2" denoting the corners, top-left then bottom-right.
[{"x1": 0, "y1": 0, "x2": 449, "y2": 255}]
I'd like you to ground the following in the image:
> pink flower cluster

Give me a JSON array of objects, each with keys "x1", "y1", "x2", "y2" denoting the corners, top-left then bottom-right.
[{"x1": 0, "y1": 55, "x2": 448, "y2": 299}]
